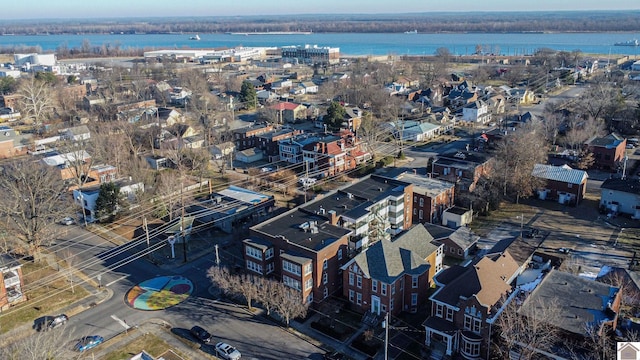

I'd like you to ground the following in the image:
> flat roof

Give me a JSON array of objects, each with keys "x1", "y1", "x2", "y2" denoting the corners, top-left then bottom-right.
[
  {"x1": 396, "y1": 173, "x2": 453, "y2": 197},
  {"x1": 252, "y1": 208, "x2": 351, "y2": 252}
]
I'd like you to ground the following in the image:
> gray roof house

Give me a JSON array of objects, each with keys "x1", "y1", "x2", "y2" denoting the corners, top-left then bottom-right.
[
  {"x1": 531, "y1": 164, "x2": 588, "y2": 205},
  {"x1": 341, "y1": 224, "x2": 444, "y2": 316}
]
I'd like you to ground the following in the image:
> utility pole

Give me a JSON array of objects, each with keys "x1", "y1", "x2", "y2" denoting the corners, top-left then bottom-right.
[
  {"x1": 383, "y1": 312, "x2": 389, "y2": 360},
  {"x1": 181, "y1": 207, "x2": 187, "y2": 263},
  {"x1": 143, "y1": 217, "x2": 150, "y2": 248}
]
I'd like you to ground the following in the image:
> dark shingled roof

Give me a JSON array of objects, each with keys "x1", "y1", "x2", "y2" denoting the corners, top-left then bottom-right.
[
  {"x1": 601, "y1": 178, "x2": 640, "y2": 195},
  {"x1": 345, "y1": 224, "x2": 438, "y2": 284},
  {"x1": 519, "y1": 269, "x2": 620, "y2": 336}
]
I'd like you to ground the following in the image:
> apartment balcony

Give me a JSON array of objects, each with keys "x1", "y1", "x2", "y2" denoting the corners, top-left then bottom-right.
[{"x1": 3, "y1": 271, "x2": 20, "y2": 288}]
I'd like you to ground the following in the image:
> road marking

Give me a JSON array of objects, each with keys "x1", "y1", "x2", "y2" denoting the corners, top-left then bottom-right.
[
  {"x1": 105, "y1": 275, "x2": 128, "y2": 287},
  {"x1": 110, "y1": 314, "x2": 131, "y2": 330}
]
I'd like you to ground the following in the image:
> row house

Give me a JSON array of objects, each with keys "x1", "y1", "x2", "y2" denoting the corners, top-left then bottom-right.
[
  {"x1": 303, "y1": 175, "x2": 413, "y2": 250},
  {"x1": 424, "y1": 224, "x2": 480, "y2": 260},
  {"x1": 244, "y1": 206, "x2": 352, "y2": 306},
  {"x1": 341, "y1": 224, "x2": 443, "y2": 317},
  {"x1": 423, "y1": 234, "x2": 544, "y2": 359},
  {"x1": 269, "y1": 102, "x2": 308, "y2": 123},
  {"x1": 395, "y1": 172, "x2": 455, "y2": 224},
  {"x1": 424, "y1": 252, "x2": 520, "y2": 359},
  {"x1": 40, "y1": 151, "x2": 118, "y2": 191},
  {"x1": 301, "y1": 132, "x2": 370, "y2": 178},
  {"x1": 233, "y1": 123, "x2": 274, "y2": 151},
  {"x1": 0, "y1": 125, "x2": 32, "y2": 159},
  {"x1": 0, "y1": 94, "x2": 21, "y2": 112},
  {"x1": 531, "y1": 164, "x2": 588, "y2": 206},
  {"x1": 59, "y1": 84, "x2": 88, "y2": 103},
  {"x1": 0, "y1": 254, "x2": 25, "y2": 310},
  {"x1": 461, "y1": 100, "x2": 491, "y2": 124},
  {"x1": 256, "y1": 128, "x2": 302, "y2": 162},
  {"x1": 432, "y1": 151, "x2": 493, "y2": 192},
  {"x1": 584, "y1": 133, "x2": 626, "y2": 171}
]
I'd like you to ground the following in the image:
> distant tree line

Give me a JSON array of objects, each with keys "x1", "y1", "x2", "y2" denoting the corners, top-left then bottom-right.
[{"x1": 1, "y1": 11, "x2": 640, "y2": 36}]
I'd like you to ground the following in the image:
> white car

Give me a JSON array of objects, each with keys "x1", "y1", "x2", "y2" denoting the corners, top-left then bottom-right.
[
  {"x1": 215, "y1": 342, "x2": 241, "y2": 360},
  {"x1": 60, "y1": 217, "x2": 75, "y2": 226},
  {"x1": 298, "y1": 177, "x2": 317, "y2": 187}
]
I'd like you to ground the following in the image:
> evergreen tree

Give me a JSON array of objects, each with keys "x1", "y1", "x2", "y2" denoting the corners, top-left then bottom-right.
[
  {"x1": 95, "y1": 182, "x2": 123, "y2": 222},
  {"x1": 324, "y1": 101, "x2": 346, "y2": 131},
  {"x1": 239, "y1": 81, "x2": 257, "y2": 109}
]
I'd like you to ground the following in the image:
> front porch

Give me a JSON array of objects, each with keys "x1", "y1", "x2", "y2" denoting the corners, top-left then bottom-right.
[{"x1": 423, "y1": 316, "x2": 458, "y2": 357}]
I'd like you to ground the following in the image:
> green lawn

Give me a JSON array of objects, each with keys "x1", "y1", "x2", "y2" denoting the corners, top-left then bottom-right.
[{"x1": 0, "y1": 261, "x2": 88, "y2": 334}]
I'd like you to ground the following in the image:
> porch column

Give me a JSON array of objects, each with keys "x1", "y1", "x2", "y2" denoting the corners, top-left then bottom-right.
[
  {"x1": 446, "y1": 336, "x2": 452, "y2": 356},
  {"x1": 425, "y1": 329, "x2": 431, "y2": 346}
]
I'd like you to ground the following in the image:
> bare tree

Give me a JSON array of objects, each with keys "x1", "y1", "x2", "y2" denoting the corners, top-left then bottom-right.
[
  {"x1": 16, "y1": 77, "x2": 55, "y2": 127},
  {"x1": 206, "y1": 265, "x2": 233, "y2": 295},
  {"x1": 494, "y1": 295, "x2": 562, "y2": 360},
  {"x1": 273, "y1": 285, "x2": 308, "y2": 326},
  {"x1": 256, "y1": 277, "x2": 279, "y2": 316},
  {"x1": 0, "y1": 327, "x2": 81, "y2": 360},
  {"x1": 492, "y1": 120, "x2": 547, "y2": 203},
  {"x1": 0, "y1": 161, "x2": 69, "y2": 258}
]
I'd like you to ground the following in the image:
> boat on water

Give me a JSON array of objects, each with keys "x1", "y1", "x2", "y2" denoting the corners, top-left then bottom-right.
[
  {"x1": 614, "y1": 39, "x2": 638, "y2": 46},
  {"x1": 404, "y1": 29, "x2": 418, "y2": 34},
  {"x1": 189, "y1": 34, "x2": 200, "y2": 40}
]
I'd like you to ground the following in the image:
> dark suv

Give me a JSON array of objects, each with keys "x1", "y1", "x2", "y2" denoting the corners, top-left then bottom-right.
[
  {"x1": 37, "y1": 314, "x2": 68, "y2": 331},
  {"x1": 190, "y1": 325, "x2": 212, "y2": 343},
  {"x1": 524, "y1": 228, "x2": 540, "y2": 238}
]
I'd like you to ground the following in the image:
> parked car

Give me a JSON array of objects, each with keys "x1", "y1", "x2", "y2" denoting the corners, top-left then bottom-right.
[
  {"x1": 215, "y1": 342, "x2": 241, "y2": 360},
  {"x1": 47, "y1": 314, "x2": 68, "y2": 330},
  {"x1": 558, "y1": 247, "x2": 571, "y2": 254},
  {"x1": 73, "y1": 335, "x2": 104, "y2": 352},
  {"x1": 524, "y1": 228, "x2": 540, "y2": 238},
  {"x1": 60, "y1": 217, "x2": 75, "y2": 225},
  {"x1": 190, "y1": 325, "x2": 212, "y2": 343},
  {"x1": 298, "y1": 177, "x2": 317, "y2": 187}
]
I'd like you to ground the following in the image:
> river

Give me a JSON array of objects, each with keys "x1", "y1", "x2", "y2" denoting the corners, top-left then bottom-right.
[{"x1": 1, "y1": 32, "x2": 639, "y2": 56}]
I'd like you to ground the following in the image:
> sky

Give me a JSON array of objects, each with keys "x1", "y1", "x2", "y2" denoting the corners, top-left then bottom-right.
[{"x1": 2, "y1": 0, "x2": 638, "y2": 20}]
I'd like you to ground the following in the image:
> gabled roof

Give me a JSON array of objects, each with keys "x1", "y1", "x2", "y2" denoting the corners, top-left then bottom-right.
[
  {"x1": 344, "y1": 224, "x2": 438, "y2": 283},
  {"x1": 431, "y1": 252, "x2": 519, "y2": 308},
  {"x1": 531, "y1": 164, "x2": 587, "y2": 185},
  {"x1": 270, "y1": 102, "x2": 305, "y2": 111},
  {"x1": 585, "y1": 133, "x2": 624, "y2": 148}
]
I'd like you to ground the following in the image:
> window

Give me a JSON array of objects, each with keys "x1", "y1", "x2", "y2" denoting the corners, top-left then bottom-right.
[
  {"x1": 458, "y1": 249, "x2": 462, "y2": 255},
  {"x1": 356, "y1": 292, "x2": 362, "y2": 305},
  {"x1": 305, "y1": 278, "x2": 313, "y2": 290},
  {"x1": 357, "y1": 275, "x2": 362, "y2": 289},
  {"x1": 446, "y1": 307, "x2": 454, "y2": 321},
  {"x1": 266, "y1": 263, "x2": 274, "y2": 274},
  {"x1": 282, "y1": 260, "x2": 301, "y2": 275},
  {"x1": 414, "y1": 195, "x2": 417, "y2": 202},
  {"x1": 462, "y1": 340, "x2": 481, "y2": 358},
  {"x1": 246, "y1": 260, "x2": 263, "y2": 274},
  {"x1": 323, "y1": 259, "x2": 328, "y2": 270},
  {"x1": 372, "y1": 280, "x2": 378, "y2": 293},
  {"x1": 245, "y1": 246, "x2": 263, "y2": 260},
  {"x1": 412, "y1": 275, "x2": 418, "y2": 288},
  {"x1": 304, "y1": 263, "x2": 312, "y2": 275},
  {"x1": 323, "y1": 273, "x2": 328, "y2": 285},
  {"x1": 568, "y1": 183, "x2": 573, "y2": 188},
  {"x1": 338, "y1": 249, "x2": 343, "y2": 260},
  {"x1": 349, "y1": 290, "x2": 355, "y2": 302},
  {"x1": 436, "y1": 303, "x2": 444, "y2": 318},
  {"x1": 419, "y1": 198, "x2": 424, "y2": 207},
  {"x1": 349, "y1": 273, "x2": 355, "y2": 286},
  {"x1": 390, "y1": 298, "x2": 394, "y2": 311},
  {"x1": 464, "y1": 315, "x2": 482, "y2": 333},
  {"x1": 413, "y1": 208, "x2": 416, "y2": 215},
  {"x1": 391, "y1": 283, "x2": 396, "y2": 295},
  {"x1": 265, "y1": 248, "x2": 274, "y2": 259},
  {"x1": 324, "y1": 287, "x2": 328, "y2": 299},
  {"x1": 419, "y1": 210, "x2": 423, "y2": 220},
  {"x1": 411, "y1": 293, "x2": 418, "y2": 306},
  {"x1": 307, "y1": 292, "x2": 314, "y2": 304},
  {"x1": 283, "y1": 275, "x2": 301, "y2": 291},
  {"x1": 381, "y1": 283, "x2": 387, "y2": 296},
  {"x1": 381, "y1": 304, "x2": 387, "y2": 312}
]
